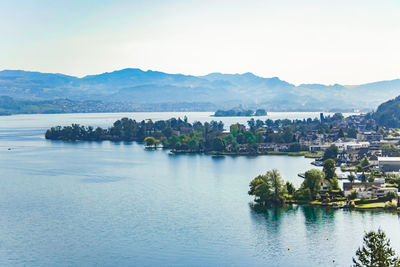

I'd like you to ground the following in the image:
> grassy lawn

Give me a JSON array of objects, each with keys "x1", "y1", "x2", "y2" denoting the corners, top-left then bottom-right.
[
  {"x1": 304, "y1": 152, "x2": 323, "y2": 158},
  {"x1": 309, "y1": 200, "x2": 346, "y2": 206},
  {"x1": 355, "y1": 202, "x2": 386, "y2": 209},
  {"x1": 340, "y1": 165, "x2": 358, "y2": 172},
  {"x1": 264, "y1": 151, "x2": 307, "y2": 156},
  {"x1": 288, "y1": 151, "x2": 307, "y2": 156}
]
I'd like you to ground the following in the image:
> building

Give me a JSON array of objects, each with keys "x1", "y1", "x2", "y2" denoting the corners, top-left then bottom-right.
[
  {"x1": 321, "y1": 179, "x2": 330, "y2": 192},
  {"x1": 334, "y1": 141, "x2": 369, "y2": 151},
  {"x1": 357, "y1": 132, "x2": 383, "y2": 142},
  {"x1": 343, "y1": 182, "x2": 398, "y2": 199},
  {"x1": 378, "y1": 157, "x2": 400, "y2": 172},
  {"x1": 375, "y1": 188, "x2": 398, "y2": 198},
  {"x1": 309, "y1": 144, "x2": 330, "y2": 152},
  {"x1": 369, "y1": 155, "x2": 379, "y2": 166}
]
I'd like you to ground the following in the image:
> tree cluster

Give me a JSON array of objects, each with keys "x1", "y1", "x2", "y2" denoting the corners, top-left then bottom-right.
[{"x1": 249, "y1": 167, "x2": 341, "y2": 206}]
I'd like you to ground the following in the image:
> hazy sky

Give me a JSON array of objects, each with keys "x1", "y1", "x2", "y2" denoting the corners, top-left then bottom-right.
[{"x1": 1, "y1": 0, "x2": 399, "y2": 85}]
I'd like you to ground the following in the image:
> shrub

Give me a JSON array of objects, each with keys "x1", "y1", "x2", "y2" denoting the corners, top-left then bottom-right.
[
  {"x1": 349, "y1": 190, "x2": 358, "y2": 200},
  {"x1": 294, "y1": 188, "x2": 312, "y2": 202},
  {"x1": 386, "y1": 191, "x2": 398, "y2": 200},
  {"x1": 385, "y1": 202, "x2": 397, "y2": 210}
]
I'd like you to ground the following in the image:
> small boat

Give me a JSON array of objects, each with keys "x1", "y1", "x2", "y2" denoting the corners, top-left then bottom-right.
[
  {"x1": 212, "y1": 155, "x2": 225, "y2": 159},
  {"x1": 311, "y1": 161, "x2": 323, "y2": 166}
]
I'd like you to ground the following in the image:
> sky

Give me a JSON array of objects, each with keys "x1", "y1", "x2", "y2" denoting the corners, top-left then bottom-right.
[{"x1": 1, "y1": 0, "x2": 399, "y2": 85}]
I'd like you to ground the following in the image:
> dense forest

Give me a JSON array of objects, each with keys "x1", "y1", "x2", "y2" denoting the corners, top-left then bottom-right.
[
  {"x1": 45, "y1": 113, "x2": 360, "y2": 154},
  {"x1": 372, "y1": 95, "x2": 400, "y2": 128}
]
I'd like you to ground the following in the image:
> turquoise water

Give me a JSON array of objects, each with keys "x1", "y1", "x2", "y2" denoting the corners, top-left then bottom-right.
[{"x1": 0, "y1": 112, "x2": 399, "y2": 266}]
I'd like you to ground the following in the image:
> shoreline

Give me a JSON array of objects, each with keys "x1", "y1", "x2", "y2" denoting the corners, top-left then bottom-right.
[
  {"x1": 251, "y1": 201, "x2": 400, "y2": 213},
  {"x1": 169, "y1": 149, "x2": 321, "y2": 158}
]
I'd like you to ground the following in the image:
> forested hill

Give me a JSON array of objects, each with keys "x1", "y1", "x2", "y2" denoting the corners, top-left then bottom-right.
[
  {"x1": 372, "y1": 95, "x2": 400, "y2": 128},
  {"x1": 1, "y1": 68, "x2": 400, "y2": 112}
]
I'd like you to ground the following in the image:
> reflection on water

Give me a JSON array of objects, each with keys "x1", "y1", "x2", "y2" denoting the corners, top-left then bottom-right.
[
  {"x1": 247, "y1": 204, "x2": 400, "y2": 266},
  {"x1": 250, "y1": 204, "x2": 298, "y2": 222},
  {"x1": 250, "y1": 205, "x2": 339, "y2": 226}
]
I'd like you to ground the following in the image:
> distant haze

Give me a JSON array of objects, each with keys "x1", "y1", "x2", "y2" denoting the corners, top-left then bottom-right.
[
  {"x1": 1, "y1": 68, "x2": 400, "y2": 112},
  {"x1": 1, "y1": 0, "x2": 399, "y2": 85}
]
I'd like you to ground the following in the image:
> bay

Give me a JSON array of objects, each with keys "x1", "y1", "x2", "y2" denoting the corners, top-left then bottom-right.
[{"x1": 0, "y1": 112, "x2": 398, "y2": 266}]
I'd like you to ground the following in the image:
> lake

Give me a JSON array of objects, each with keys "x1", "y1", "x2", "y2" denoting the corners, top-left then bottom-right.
[{"x1": 0, "y1": 112, "x2": 399, "y2": 266}]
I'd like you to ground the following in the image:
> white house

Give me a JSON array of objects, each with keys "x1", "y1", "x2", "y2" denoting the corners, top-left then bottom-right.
[{"x1": 334, "y1": 141, "x2": 370, "y2": 151}]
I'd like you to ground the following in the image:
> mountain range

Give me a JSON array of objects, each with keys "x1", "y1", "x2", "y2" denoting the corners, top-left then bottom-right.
[{"x1": 1, "y1": 68, "x2": 400, "y2": 113}]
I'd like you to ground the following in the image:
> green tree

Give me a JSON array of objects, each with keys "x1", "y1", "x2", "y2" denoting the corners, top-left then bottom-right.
[
  {"x1": 224, "y1": 134, "x2": 238, "y2": 152},
  {"x1": 348, "y1": 128, "x2": 358, "y2": 139},
  {"x1": 162, "y1": 127, "x2": 174, "y2": 138},
  {"x1": 332, "y1": 113, "x2": 344, "y2": 121},
  {"x1": 230, "y1": 124, "x2": 240, "y2": 136},
  {"x1": 247, "y1": 143, "x2": 258, "y2": 154},
  {"x1": 348, "y1": 173, "x2": 356, "y2": 183},
  {"x1": 360, "y1": 157, "x2": 370, "y2": 168},
  {"x1": 248, "y1": 175, "x2": 272, "y2": 206},
  {"x1": 386, "y1": 191, "x2": 397, "y2": 201},
  {"x1": 286, "y1": 181, "x2": 296, "y2": 195},
  {"x1": 212, "y1": 137, "x2": 225, "y2": 152},
  {"x1": 338, "y1": 128, "x2": 345, "y2": 138},
  {"x1": 248, "y1": 169, "x2": 287, "y2": 206},
  {"x1": 294, "y1": 188, "x2": 312, "y2": 202},
  {"x1": 353, "y1": 229, "x2": 400, "y2": 267},
  {"x1": 282, "y1": 127, "x2": 294, "y2": 143},
  {"x1": 323, "y1": 159, "x2": 337, "y2": 180},
  {"x1": 248, "y1": 118, "x2": 256, "y2": 132},
  {"x1": 144, "y1": 136, "x2": 160, "y2": 148},
  {"x1": 349, "y1": 190, "x2": 358, "y2": 200},
  {"x1": 268, "y1": 169, "x2": 287, "y2": 204},
  {"x1": 368, "y1": 172, "x2": 375, "y2": 183},
  {"x1": 288, "y1": 143, "x2": 301, "y2": 152},
  {"x1": 323, "y1": 144, "x2": 338, "y2": 161},
  {"x1": 328, "y1": 177, "x2": 340, "y2": 191},
  {"x1": 244, "y1": 131, "x2": 256, "y2": 144},
  {"x1": 302, "y1": 169, "x2": 325, "y2": 198},
  {"x1": 361, "y1": 172, "x2": 367, "y2": 183}
]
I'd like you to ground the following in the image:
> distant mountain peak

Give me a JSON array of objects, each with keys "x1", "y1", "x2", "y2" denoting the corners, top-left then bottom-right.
[
  {"x1": 241, "y1": 72, "x2": 256, "y2": 77},
  {"x1": 0, "y1": 69, "x2": 76, "y2": 78}
]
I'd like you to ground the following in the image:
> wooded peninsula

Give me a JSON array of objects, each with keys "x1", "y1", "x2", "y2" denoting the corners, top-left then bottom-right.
[{"x1": 45, "y1": 113, "x2": 361, "y2": 155}]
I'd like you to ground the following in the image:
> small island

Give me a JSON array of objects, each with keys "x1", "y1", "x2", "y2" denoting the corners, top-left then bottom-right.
[{"x1": 213, "y1": 108, "x2": 267, "y2": 117}]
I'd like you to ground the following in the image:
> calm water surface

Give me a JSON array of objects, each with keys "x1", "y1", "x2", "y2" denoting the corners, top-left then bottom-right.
[{"x1": 0, "y1": 112, "x2": 399, "y2": 266}]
